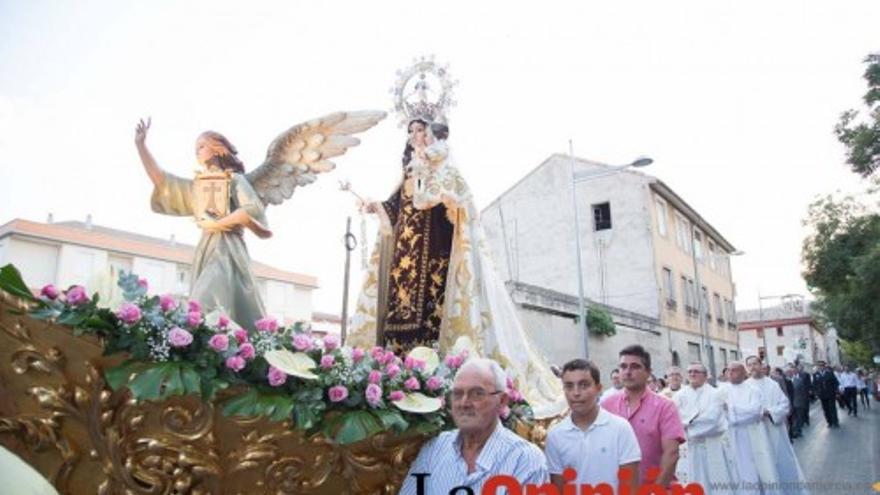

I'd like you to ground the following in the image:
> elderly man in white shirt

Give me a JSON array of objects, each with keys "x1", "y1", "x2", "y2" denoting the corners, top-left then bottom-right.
[
  {"x1": 545, "y1": 359, "x2": 641, "y2": 494},
  {"x1": 399, "y1": 358, "x2": 548, "y2": 495},
  {"x1": 674, "y1": 363, "x2": 740, "y2": 494}
]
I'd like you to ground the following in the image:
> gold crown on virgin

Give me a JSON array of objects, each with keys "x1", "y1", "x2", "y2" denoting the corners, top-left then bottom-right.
[{"x1": 390, "y1": 55, "x2": 457, "y2": 127}]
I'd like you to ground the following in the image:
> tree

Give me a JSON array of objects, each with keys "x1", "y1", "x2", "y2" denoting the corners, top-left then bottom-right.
[
  {"x1": 802, "y1": 182, "x2": 880, "y2": 351},
  {"x1": 839, "y1": 339, "x2": 875, "y2": 369},
  {"x1": 835, "y1": 53, "x2": 880, "y2": 177}
]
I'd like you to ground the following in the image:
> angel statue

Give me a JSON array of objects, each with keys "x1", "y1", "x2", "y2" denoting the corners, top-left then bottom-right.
[
  {"x1": 346, "y1": 59, "x2": 565, "y2": 418},
  {"x1": 134, "y1": 111, "x2": 385, "y2": 330}
]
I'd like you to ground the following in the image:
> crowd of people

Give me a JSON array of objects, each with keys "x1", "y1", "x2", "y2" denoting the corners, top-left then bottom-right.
[{"x1": 399, "y1": 345, "x2": 878, "y2": 495}]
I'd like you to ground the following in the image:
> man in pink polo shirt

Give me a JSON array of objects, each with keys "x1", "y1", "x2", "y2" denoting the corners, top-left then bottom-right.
[{"x1": 600, "y1": 345, "x2": 685, "y2": 488}]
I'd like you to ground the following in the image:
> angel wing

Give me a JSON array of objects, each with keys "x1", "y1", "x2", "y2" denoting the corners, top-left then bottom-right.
[{"x1": 245, "y1": 110, "x2": 386, "y2": 206}]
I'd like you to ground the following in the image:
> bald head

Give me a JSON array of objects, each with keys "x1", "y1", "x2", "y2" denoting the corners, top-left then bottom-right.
[{"x1": 728, "y1": 361, "x2": 747, "y2": 384}]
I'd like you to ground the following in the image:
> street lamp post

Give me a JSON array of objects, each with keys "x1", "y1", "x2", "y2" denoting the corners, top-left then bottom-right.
[{"x1": 570, "y1": 142, "x2": 653, "y2": 358}]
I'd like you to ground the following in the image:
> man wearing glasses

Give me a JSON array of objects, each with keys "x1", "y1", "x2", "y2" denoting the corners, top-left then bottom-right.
[
  {"x1": 673, "y1": 363, "x2": 740, "y2": 493},
  {"x1": 398, "y1": 358, "x2": 548, "y2": 494},
  {"x1": 600, "y1": 345, "x2": 685, "y2": 488}
]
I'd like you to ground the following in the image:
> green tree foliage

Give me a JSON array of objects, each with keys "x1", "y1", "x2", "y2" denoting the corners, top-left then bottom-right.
[
  {"x1": 835, "y1": 53, "x2": 880, "y2": 177},
  {"x1": 802, "y1": 182, "x2": 880, "y2": 351},
  {"x1": 839, "y1": 339, "x2": 875, "y2": 369}
]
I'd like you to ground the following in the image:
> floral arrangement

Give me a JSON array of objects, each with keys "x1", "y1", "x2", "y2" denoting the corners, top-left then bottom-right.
[{"x1": 0, "y1": 264, "x2": 533, "y2": 444}]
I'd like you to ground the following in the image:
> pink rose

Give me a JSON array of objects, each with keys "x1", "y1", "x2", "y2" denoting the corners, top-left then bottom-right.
[
  {"x1": 508, "y1": 389, "x2": 523, "y2": 403},
  {"x1": 267, "y1": 366, "x2": 287, "y2": 387},
  {"x1": 187, "y1": 311, "x2": 201, "y2": 328},
  {"x1": 404, "y1": 377, "x2": 420, "y2": 391},
  {"x1": 499, "y1": 405, "x2": 511, "y2": 419},
  {"x1": 225, "y1": 355, "x2": 246, "y2": 372},
  {"x1": 208, "y1": 334, "x2": 229, "y2": 352},
  {"x1": 66, "y1": 286, "x2": 89, "y2": 306},
  {"x1": 320, "y1": 354, "x2": 335, "y2": 369},
  {"x1": 328, "y1": 385, "x2": 349, "y2": 403},
  {"x1": 137, "y1": 277, "x2": 149, "y2": 290},
  {"x1": 385, "y1": 363, "x2": 401, "y2": 379},
  {"x1": 404, "y1": 356, "x2": 415, "y2": 370},
  {"x1": 444, "y1": 355, "x2": 462, "y2": 369},
  {"x1": 365, "y1": 383, "x2": 382, "y2": 407},
  {"x1": 506, "y1": 377, "x2": 515, "y2": 389},
  {"x1": 426, "y1": 376, "x2": 443, "y2": 391},
  {"x1": 255, "y1": 317, "x2": 278, "y2": 333},
  {"x1": 167, "y1": 327, "x2": 193, "y2": 348},
  {"x1": 371, "y1": 346, "x2": 385, "y2": 361},
  {"x1": 40, "y1": 284, "x2": 59, "y2": 300},
  {"x1": 234, "y1": 329, "x2": 249, "y2": 344},
  {"x1": 323, "y1": 334, "x2": 339, "y2": 351},
  {"x1": 116, "y1": 302, "x2": 142, "y2": 324},
  {"x1": 352, "y1": 348, "x2": 365, "y2": 363},
  {"x1": 388, "y1": 390, "x2": 405, "y2": 401},
  {"x1": 159, "y1": 294, "x2": 178, "y2": 312},
  {"x1": 292, "y1": 333, "x2": 312, "y2": 351},
  {"x1": 238, "y1": 343, "x2": 256, "y2": 360},
  {"x1": 187, "y1": 300, "x2": 201, "y2": 313},
  {"x1": 368, "y1": 370, "x2": 382, "y2": 384},
  {"x1": 382, "y1": 351, "x2": 396, "y2": 365},
  {"x1": 218, "y1": 315, "x2": 230, "y2": 329}
]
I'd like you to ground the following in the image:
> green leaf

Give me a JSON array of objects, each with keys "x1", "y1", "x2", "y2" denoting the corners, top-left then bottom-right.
[
  {"x1": 181, "y1": 366, "x2": 201, "y2": 395},
  {"x1": 105, "y1": 361, "x2": 144, "y2": 391},
  {"x1": 0, "y1": 264, "x2": 37, "y2": 302},
  {"x1": 30, "y1": 307, "x2": 61, "y2": 320},
  {"x1": 57, "y1": 310, "x2": 88, "y2": 327},
  {"x1": 331, "y1": 410, "x2": 384, "y2": 445},
  {"x1": 372, "y1": 409, "x2": 409, "y2": 432},
  {"x1": 127, "y1": 364, "x2": 171, "y2": 401},
  {"x1": 222, "y1": 390, "x2": 259, "y2": 417}
]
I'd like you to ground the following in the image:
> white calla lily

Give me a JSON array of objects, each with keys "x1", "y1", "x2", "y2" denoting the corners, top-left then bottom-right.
[
  {"x1": 407, "y1": 346, "x2": 440, "y2": 374},
  {"x1": 264, "y1": 349, "x2": 319, "y2": 380},
  {"x1": 392, "y1": 392, "x2": 443, "y2": 414}
]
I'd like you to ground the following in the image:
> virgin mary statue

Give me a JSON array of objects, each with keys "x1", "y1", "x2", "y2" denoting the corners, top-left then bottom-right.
[{"x1": 347, "y1": 59, "x2": 564, "y2": 418}]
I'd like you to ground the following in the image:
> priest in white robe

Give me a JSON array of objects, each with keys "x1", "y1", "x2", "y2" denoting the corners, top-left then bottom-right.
[
  {"x1": 745, "y1": 357, "x2": 809, "y2": 495},
  {"x1": 722, "y1": 362, "x2": 781, "y2": 495},
  {"x1": 674, "y1": 363, "x2": 741, "y2": 495}
]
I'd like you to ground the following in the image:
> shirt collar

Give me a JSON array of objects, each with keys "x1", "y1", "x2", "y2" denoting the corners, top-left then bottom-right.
[
  {"x1": 454, "y1": 420, "x2": 505, "y2": 472},
  {"x1": 563, "y1": 407, "x2": 610, "y2": 432}
]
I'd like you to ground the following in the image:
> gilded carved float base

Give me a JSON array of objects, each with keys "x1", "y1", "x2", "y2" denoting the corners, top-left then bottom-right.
[{"x1": 0, "y1": 293, "x2": 426, "y2": 494}]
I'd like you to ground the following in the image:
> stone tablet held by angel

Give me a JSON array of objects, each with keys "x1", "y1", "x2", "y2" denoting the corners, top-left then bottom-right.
[{"x1": 134, "y1": 111, "x2": 385, "y2": 330}]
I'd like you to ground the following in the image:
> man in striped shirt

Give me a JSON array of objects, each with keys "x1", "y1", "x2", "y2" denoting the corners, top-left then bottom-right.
[{"x1": 399, "y1": 358, "x2": 549, "y2": 495}]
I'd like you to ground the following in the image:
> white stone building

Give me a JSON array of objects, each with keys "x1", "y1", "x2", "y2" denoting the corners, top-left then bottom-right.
[
  {"x1": 481, "y1": 154, "x2": 740, "y2": 377},
  {"x1": 0, "y1": 217, "x2": 319, "y2": 326},
  {"x1": 736, "y1": 299, "x2": 838, "y2": 368}
]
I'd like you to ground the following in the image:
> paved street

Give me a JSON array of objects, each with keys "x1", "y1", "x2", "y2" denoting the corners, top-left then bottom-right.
[{"x1": 793, "y1": 398, "x2": 880, "y2": 494}]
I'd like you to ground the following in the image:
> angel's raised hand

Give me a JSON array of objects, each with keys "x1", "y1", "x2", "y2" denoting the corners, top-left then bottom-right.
[{"x1": 135, "y1": 117, "x2": 151, "y2": 145}]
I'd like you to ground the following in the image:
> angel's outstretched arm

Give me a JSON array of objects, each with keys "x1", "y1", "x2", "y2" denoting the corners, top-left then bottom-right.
[{"x1": 135, "y1": 118, "x2": 164, "y2": 187}]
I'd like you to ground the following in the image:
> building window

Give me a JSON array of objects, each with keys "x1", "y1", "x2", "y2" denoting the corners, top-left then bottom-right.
[
  {"x1": 663, "y1": 268, "x2": 676, "y2": 308},
  {"x1": 655, "y1": 198, "x2": 668, "y2": 237},
  {"x1": 694, "y1": 230, "x2": 704, "y2": 262},
  {"x1": 714, "y1": 293, "x2": 723, "y2": 325},
  {"x1": 776, "y1": 327, "x2": 784, "y2": 337},
  {"x1": 681, "y1": 276, "x2": 691, "y2": 313},
  {"x1": 776, "y1": 345, "x2": 785, "y2": 356},
  {"x1": 730, "y1": 350, "x2": 738, "y2": 361},
  {"x1": 676, "y1": 214, "x2": 691, "y2": 253},
  {"x1": 756, "y1": 328, "x2": 764, "y2": 339},
  {"x1": 592, "y1": 202, "x2": 611, "y2": 231},
  {"x1": 671, "y1": 351, "x2": 681, "y2": 366},
  {"x1": 721, "y1": 348, "x2": 728, "y2": 367},
  {"x1": 709, "y1": 240, "x2": 716, "y2": 270},
  {"x1": 701, "y1": 286, "x2": 711, "y2": 320},
  {"x1": 758, "y1": 347, "x2": 766, "y2": 361},
  {"x1": 688, "y1": 342, "x2": 702, "y2": 363}
]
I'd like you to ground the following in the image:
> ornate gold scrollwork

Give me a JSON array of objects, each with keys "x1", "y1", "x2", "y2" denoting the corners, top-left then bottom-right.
[{"x1": 0, "y1": 296, "x2": 428, "y2": 494}]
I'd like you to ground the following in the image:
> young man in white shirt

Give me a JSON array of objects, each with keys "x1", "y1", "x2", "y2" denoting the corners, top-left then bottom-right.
[{"x1": 545, "y1": 359, "x2": 641, "y2": 494}]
